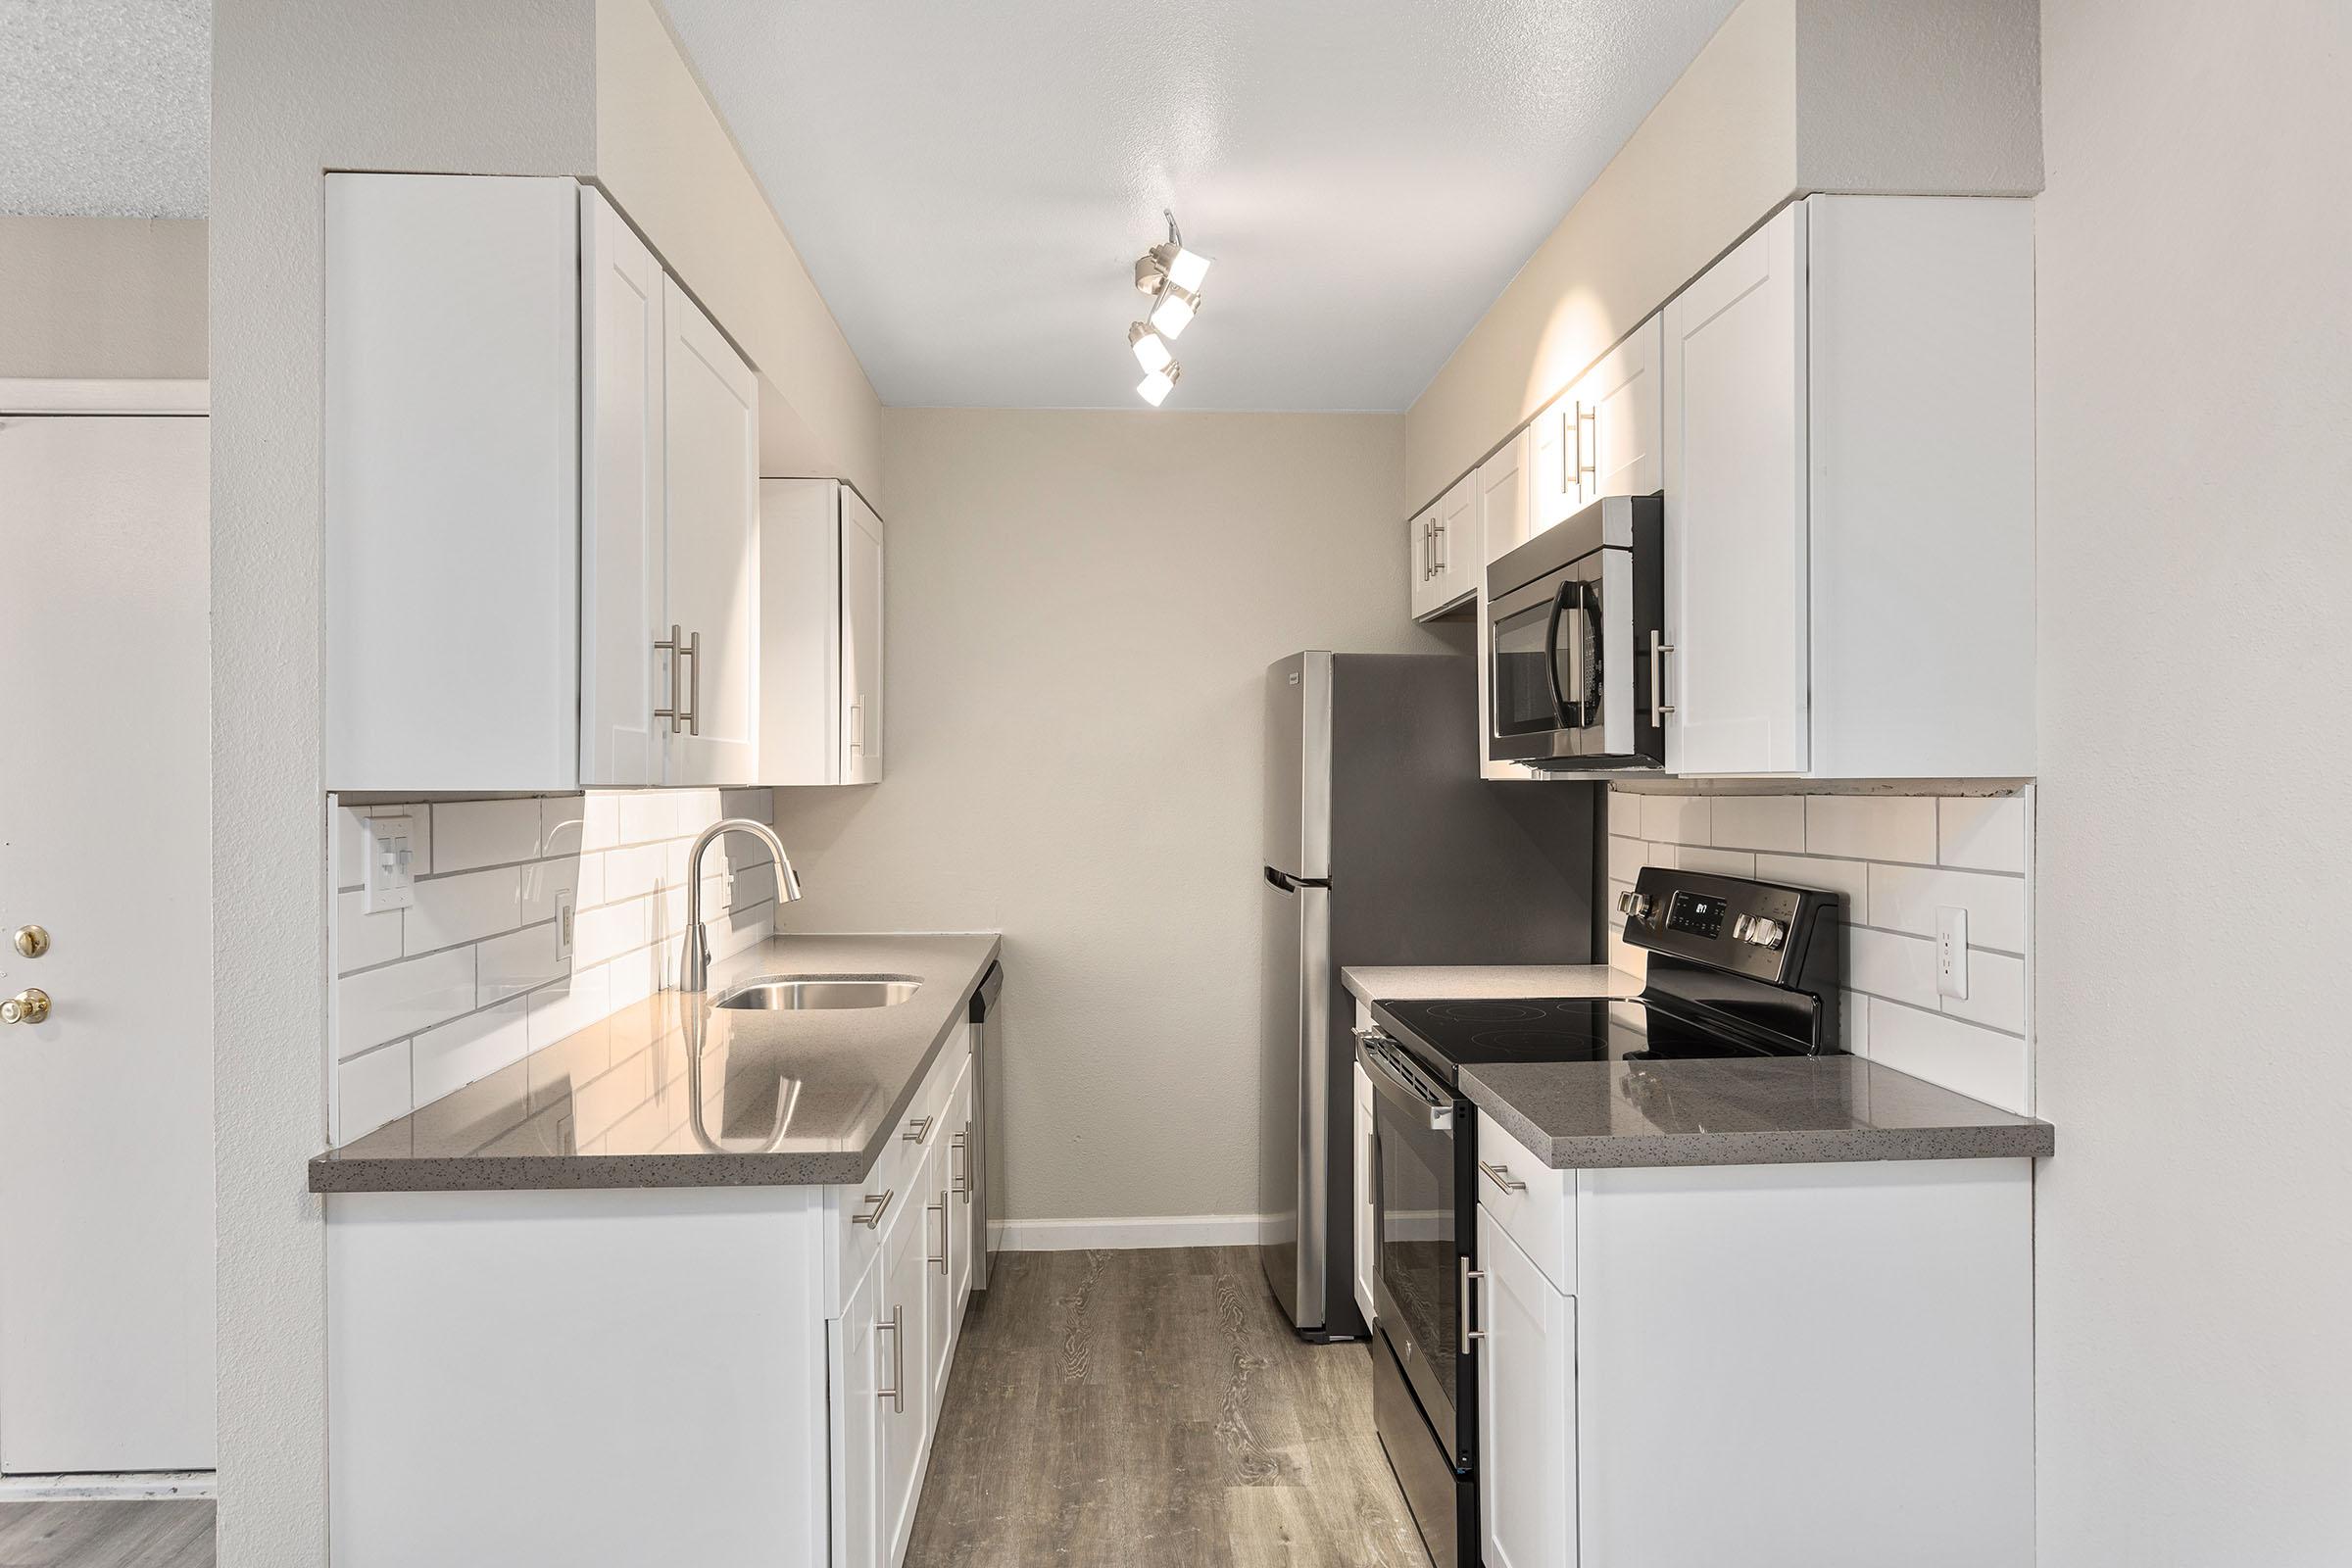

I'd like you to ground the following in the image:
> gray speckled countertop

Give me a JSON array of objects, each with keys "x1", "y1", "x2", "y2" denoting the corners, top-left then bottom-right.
[
  {"x1": 309, "y1": 933, "x2": 1001, "y2": 1194},
  {"x1": 1465, "y1": 1054, "x2": 2053, "y2": 1169},
  {"x1": 1349, "y1": 962, "x2": 2052, "y2": 1169}
]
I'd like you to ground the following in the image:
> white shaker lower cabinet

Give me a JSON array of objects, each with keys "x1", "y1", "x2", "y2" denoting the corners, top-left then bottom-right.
[
  {"x1": 1473, "y1": 1129, "x2": 2034, "y2": 1567},
  {"x1": 1659, "y1": 194, "x2": 2035, "y2": 779},
  {"x1": 1351, "y1": 1057, "x2": 1377, "y2": 1331},
  {"x1": 326, "y1": 1034, "x2": 974, "y2": 1568},
  {"x1": 326, "y1": 173, "x2": 760, "y2": 793},
  {"x1": 760, "y1": 478, "x2": 886, "y2": 785}
]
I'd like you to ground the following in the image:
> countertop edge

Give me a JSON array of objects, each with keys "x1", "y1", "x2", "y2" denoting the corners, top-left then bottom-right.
[
  {"x1": 1460, "y1": 1065, "x2": 2057, "y2": 1172},
  {"x1": 307, "y1": 933, "x2": 1003, "y2": 1195}
]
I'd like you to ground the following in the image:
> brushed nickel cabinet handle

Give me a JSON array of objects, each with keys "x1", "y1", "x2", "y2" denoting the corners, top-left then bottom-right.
[
  {"x1": 1478, "y1": 1160, "x2": 1526, "y2": 1196},
  {"x1": 1577, "y1": 402, "x2": 1597, "y2": 486},
  {"x1": 852, "y1": 1188, "x2": 895, "y2": 1228},
  {"x1": 904, "y1": 1115, "x2": 934, "y2": 1145},
  {"x1": 683, "y1": 629, "x2": 702, "y2": 736},
  {"x1": 927, "y1": 1193, "x2": 949, "y2": 1274},
  {"x1": 1651, "y1": 630, "x2": 1676, "y2": 717},
  {"x1": 653, "y1": 623, "x2": 687, "y2": 733},
  {"x1": 875, "y1": 1304, "x2": 905, "y2": 1412},
  {"x1": 952, "y1": 1128, "x2": 970, "y2": 1198}
]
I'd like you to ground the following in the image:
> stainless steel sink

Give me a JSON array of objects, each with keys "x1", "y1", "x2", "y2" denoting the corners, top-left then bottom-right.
[{"x1": 711, "y1": 974, "x2": 922, "y2": 1011}]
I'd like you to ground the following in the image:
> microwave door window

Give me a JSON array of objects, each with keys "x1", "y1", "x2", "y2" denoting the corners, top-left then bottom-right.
[{"x1": 1492, "y1": 600, "x2": 1560, "y2": 737}]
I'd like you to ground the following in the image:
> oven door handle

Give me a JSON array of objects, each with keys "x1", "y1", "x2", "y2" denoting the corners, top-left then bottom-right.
[{"x1": 1355, "y1": 1029, "x2": 1454, "y2": 1131}]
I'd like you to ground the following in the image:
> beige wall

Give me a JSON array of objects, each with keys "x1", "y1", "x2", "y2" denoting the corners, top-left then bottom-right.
[
  {"x1": 211, "y1": 2, "x2": 597, "y2": 1561},
  {"x1": 771, "y1": 408, "x2": 1443, "y2": 1223},
  {"x1": 1400, "y1": 0, "x2": 2042, "y2": 512},
  {"x1": 0, "y1": 217, "x2": 207, "y2": 380},
  {"x1": 594, "y1": 0, "x2": 885, "y2": 499},
  {"x1": 2032, "y1": 1, "x2": 2352, "y2": 1559}
]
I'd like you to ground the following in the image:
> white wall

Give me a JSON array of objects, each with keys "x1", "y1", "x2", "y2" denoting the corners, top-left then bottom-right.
[
  {"x1": 768, "y1": 408, "x2": 1445, "y2": 1225},
  {"x1": 2033, "y1": 2, "x2": 2352, "y2": 1560}
]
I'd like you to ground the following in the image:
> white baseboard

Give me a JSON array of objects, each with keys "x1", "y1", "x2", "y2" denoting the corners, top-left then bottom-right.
[
  {"x1": 989, "y1": 1213, "x2": 1269, "y2": 1252},
  {"x1": 0, "y1": 1470, "x2": 216, "y2": 1500}
]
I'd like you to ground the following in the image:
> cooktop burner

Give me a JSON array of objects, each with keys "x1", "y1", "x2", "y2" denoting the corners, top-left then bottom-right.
[{"x1": 1368, "y1": 995, "x2": 1794, "y2": 1086}]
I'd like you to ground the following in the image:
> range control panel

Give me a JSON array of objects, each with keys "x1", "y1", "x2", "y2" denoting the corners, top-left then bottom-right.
[{"x1": 1617, "y1": 865, "x2": 1839, "y2": 988}]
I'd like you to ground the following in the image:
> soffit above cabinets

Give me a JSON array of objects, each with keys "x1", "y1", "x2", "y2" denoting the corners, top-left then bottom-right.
[{"x1": 659, "y1": 0, "x2": 1740, "y2": 411}]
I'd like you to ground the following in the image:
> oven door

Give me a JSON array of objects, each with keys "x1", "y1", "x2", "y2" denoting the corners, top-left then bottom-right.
[{"x1": 1358, "y1": 1030, "x2": 1469, "y2": 1465}]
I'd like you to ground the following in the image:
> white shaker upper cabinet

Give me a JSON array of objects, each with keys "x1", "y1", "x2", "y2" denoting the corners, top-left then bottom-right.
[
  {"x1": 579, "y1": 185, "x2": 666, "y2": 789},
  {"x1": 1661, "y1": 202, "x2": 1811, "y2": 777},
  {"x1": 1479, "y1": 428, "x2": 1530, "y2": 565},
  {"x1": 1577, "y1": 315, "x2": 1662, "y2": 502},
  {"x1": 758, "y1": 478, "x2": 885, "y2": 786},
  {"x1": 660, "y1": 276, "x2": 760, "y2": 787},
  {"x1": 326, "y1": 173, "x2": 582, "y2": 792},
  {"x1": 1660, "y1": 196, "x2": 2035, "y2": 779},
  {"x1": 1406, "y1": 502, "x2": 1442, "y2": 620}
]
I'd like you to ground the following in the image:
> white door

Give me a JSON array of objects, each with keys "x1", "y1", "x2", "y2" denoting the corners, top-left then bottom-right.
[
  {"x1": 921, "y1": 1126, "x2": 955, "y2": 1399},
  {"x1": 0, "y1": 412, "x2": 216, "y2": 1473},
  {"x1": 661, "y1": 276, "x2": 760, "y2": 786},
  {"x1": 1431, "y1": 473, "x2": 1478, "y2": 610},
  {"x1": 948, "y1": 1066, "x2": 976, "y2": 1322},
  {"x1": 1525, "y1": 391, "x2": 1578, "y2": 536},
  {"x1": 1577, "y1": 315, "x2": 1662, "y2": 500},
  {"x1": 841, "y1": 488, "x2": 885, "y2": 784},
  {"x1": 876, "y1": 1181, "x2": 930, "y2": 1566},
  {"x1": 1477, "y1": 1207, "x2": 1574, "y2": 1568},
  {"x1": 1406, "y1": 505, "x2": 1441, "y2": 619},
  {"x1": 1661, "y1": 202, "x2": 1811, "y2": 775},
  {"x1": 579, "y1": 186, "x2": 666, "y2": 788}
]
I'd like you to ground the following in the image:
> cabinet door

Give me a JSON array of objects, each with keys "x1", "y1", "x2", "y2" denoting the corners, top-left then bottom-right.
[
  {"x1": 578, "y1": 186, "x2": 666, "y2": 788},
  {"x1": 831, "y1": 1250, "x2": 883, "y2": 1568},
  {"x1": 876, "y1": 1179, "x2": 931, "y2": 1567},
  {"x1": 756, "y1": 478, "x2": 845, "y2": 785},
  {"x1": 1660, "y1": 202, "x2": 1810, "y2": 775},
  {"x1": 1431, "y1": 473, "x2": 1479, "y2": 611},
  {"x1": 1478, "y1": 428, "x2": 1530, "y2": 566},
  {"x1": 661, "y1": 275, "x2": 760, "y2": 785},
  {"x1": 1477, "y1": 1207, "x2": 1575, "y2": 1568},
  {"x1": 921, "y1": 1127, "x2": 956, "y2": 1403},
  {"x1": 841, "y1": 487, "x2": 886, "y2": 783},
  {"x1": 1526, "y1": 391, "x2": 1579, "y2": 536},
  {"x1": 948, "y1": 1066, "x2": 977, "y2": 1325},
  {"x1": 1406, "y1": 505, "x2": 1441, "y2": 619},
  {"x1": 1577, "y1": 315, "x2": 1662, "y2": 501},
  {"x1": 1352, "y1": 1061, "x2": 1377, "y2": 1331}
]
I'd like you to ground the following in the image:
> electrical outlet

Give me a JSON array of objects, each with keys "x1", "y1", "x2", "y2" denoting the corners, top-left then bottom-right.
[
  {"x1": 553, "y1": 886, "x2": 575, "y2": 962},
  {"x1": 1936, "y1": 906, "x2": 1970, "y2": 1000},
  {"x1": 361, "y1": 814, "x2": 417, "y2": 914}
]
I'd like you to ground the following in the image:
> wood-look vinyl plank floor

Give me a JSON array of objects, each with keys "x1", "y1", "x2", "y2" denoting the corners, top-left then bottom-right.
[
  {"x1": 906, "y1": 1247, "x2": 1430, "y2": 1568},
  {"x1": 0, "y1": 1500, "x2": 214, "y2": 1568}
]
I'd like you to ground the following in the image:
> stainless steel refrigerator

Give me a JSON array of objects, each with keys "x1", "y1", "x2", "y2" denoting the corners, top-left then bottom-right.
[{"x1": 1258, "y1": 651, "x2": 1600, "y2": 1340}]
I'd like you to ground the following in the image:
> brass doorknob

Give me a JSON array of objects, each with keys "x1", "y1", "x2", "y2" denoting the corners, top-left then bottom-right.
[{"x1": 1, "y1": 989, "x2": 50, "y2": 1025}]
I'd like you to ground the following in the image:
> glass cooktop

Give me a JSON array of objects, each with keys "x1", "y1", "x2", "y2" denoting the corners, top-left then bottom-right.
[{"x1": 1369, "y1": 996, "x2": 1793, "y2": 1086}]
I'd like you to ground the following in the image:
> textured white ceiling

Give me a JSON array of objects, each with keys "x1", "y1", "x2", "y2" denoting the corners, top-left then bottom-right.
[
  {"x1": 0, "y1": 0, "x2": 209, "y2": 218},
  {"x1": 662, "y1": 0, "x2": 1739, "y2": 411}
]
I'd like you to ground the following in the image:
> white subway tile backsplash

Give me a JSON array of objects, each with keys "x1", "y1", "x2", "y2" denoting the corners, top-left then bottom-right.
[
  {"x1": 478, "y1": 922, "x2": 566, "y2": 1003},
  {"x1": 403, "y1": 866, "x2": 523, "y2": 955},
  {"x1": 1867, "y1": 862, "x2": 2027, "y2": 952},
  {"x1": 431, "y1": 797, "x2": 543, "y2": 873},
  {"x1": 328, "y1": 788, "x2": 780, "y2": 1138},
  {"x1": 1640, "y1": 794, "x2": 1712, "y2": 847},
  {"x1": 410, "y1": 998, "x2": 532, "y2": 1104},
  {"x1": 1676, "y1": 847, "x2": 1757, "y2": 878},
  {"x1": 1754, "y1": 853, "x2": 1870, "y2": 920},
  {"x1": 1802, "y1": 796, "x2": 1938, "y2": 864},
  {"x1": 1866, "y1": 999, "x2": 2030, "y2": 1114},
  {"x1": 1708, "y1": 795, "x2": 1806, "y2": 853},
  {"x1": 335, "y1": 889, "x2": 404, "y2": 972},
  {"x1": 1938, "y1": 797, "x2": 2029, "y2": 874},
  {"x1": 1611, "y1": 784, "x2": 2034, "y2": 1115},
  {"x1": 336, "y1": 947, "x2": 475, "y2": 1058},
  {"x1": 338, "y1": 1041, "x2": 414, "y2": 1143}
]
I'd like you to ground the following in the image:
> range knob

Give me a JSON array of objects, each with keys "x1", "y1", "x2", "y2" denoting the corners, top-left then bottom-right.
[
  {"x1": 1745, "y1": 917, "x2": 1787, "y2": 950},
  {"x1": 1616, "y1": 891, "x2": 1654, "y2": 923}
]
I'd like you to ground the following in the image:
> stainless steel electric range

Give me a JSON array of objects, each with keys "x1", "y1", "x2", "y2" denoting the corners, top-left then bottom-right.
[{"x1": 1355, "y1": 865, "x2": 1844, "y2": 1568}]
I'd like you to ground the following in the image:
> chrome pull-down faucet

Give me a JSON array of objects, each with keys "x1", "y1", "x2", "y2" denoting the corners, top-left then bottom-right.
[{"x1": 679, "y1": 818, "x2": 803, "y2": 994}]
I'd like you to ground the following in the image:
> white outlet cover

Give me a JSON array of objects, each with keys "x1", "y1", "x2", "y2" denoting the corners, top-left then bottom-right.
[
  {"x1": 362, "y1": 814, "x2": 418, "y2": 914},
  {"x1": 553, "y1": 886, "x2": 576, "y2": 962},
  {"x1": 1936, "y1": 906, "x2": 1970, "y2": 1000}
]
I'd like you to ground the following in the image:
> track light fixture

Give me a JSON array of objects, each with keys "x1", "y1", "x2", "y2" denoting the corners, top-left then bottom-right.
[{"x1": 1127, "y1": 210, "x2": 1212, "y2": 405}]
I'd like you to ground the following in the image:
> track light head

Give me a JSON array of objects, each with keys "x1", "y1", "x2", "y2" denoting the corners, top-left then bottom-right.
[
  {"x1": 1148, "y1": 282, "x2": 1200, "y2": 340},
  {"x1": 1129, "y1": 321, "x2": 1174, "y2": 373},
  {"x1": 1137, "y1": 361, "x2": 1181, "y2": 407}
]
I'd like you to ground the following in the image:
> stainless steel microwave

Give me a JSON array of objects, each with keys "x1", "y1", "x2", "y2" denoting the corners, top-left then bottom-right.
[{"x1": 1486, "y1": 492, "x2": 1666, "y2": 770}]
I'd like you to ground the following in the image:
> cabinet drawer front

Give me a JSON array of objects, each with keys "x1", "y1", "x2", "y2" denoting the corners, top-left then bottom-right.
[{"x1": 1476, "y1": 1115, "x2": 1573, "y2": 1293}]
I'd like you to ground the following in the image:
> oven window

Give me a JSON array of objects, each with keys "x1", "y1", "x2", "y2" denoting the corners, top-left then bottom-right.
[
  {"x1": 1492, "y1": 598, "x2": 1562, "y2": 738},
  {"x1": 1376, "y1": 1086, "x2": 1458, "y2": 1411}
]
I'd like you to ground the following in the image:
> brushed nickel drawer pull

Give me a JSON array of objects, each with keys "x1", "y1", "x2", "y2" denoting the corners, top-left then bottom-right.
[
  {"x1": 1479, "y1": 1160, "x2": 1527, "y2": 1195},
  {"x1": 875, "y1": 1304, "x2": 905, "y2": 1412},
  {"x1": 852, "y1": 1188, "x2": 895, "y2": 1228},
  {"x1": 904, "y1": 1115, "x2": 935, "y2": 1145}
]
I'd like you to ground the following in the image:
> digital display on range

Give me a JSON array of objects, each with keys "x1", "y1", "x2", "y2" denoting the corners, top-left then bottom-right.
[{"x1": 1666, "y1": 891, "x2": 1728, "y2": 939}]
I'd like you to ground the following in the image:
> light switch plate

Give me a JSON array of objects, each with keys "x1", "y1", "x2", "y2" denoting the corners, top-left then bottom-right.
[
  {"x1": 1936, "y1": 906, "x2": 1970, "y2": 1000},
  {"x1": 362, "y1": 814, "x2": 418, "y2": 914}
]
